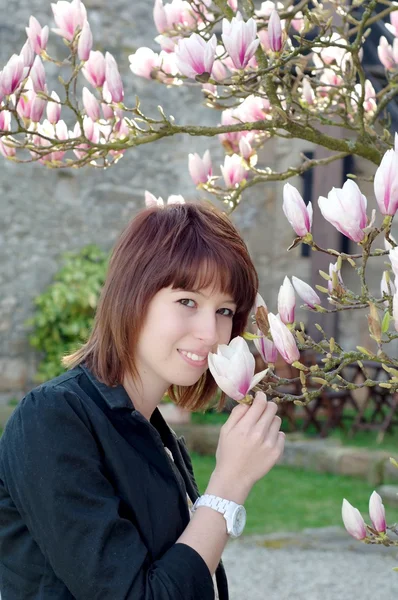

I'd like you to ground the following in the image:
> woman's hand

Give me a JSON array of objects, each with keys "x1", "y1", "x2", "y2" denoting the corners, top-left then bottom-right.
[{"x1": 206, "y1": 392, "x2": 285, "y2": 504}]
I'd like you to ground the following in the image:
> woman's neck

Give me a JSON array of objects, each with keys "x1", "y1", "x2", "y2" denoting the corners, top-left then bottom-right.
[{"x1": 122, "y1": 373, "x2": 167, "y2": 421}]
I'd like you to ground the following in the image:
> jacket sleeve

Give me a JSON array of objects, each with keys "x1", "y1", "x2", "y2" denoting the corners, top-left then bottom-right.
[{"x1": 0, "y1": 386, "x2": 215, "y2": 600}]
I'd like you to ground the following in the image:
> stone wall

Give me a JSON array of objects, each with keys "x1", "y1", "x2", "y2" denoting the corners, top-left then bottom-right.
[{"x1": 0, "y1": 1, "x2": 394, "y2": 400}]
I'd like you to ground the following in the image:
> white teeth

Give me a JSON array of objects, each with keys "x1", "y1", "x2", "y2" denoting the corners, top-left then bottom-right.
[{"x1": 180, "y1": 350, "x2": 206, "y2": 362}]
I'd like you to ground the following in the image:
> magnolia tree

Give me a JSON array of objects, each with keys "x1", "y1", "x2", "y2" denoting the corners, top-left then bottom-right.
[{"x1": 1, "y1": 0, "x2": 398, "y2": 554}]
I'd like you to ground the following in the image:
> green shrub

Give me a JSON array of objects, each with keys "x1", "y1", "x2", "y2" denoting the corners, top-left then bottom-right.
[{"x1": 27, "y1": 245, "x2": 108, "y2": 382}]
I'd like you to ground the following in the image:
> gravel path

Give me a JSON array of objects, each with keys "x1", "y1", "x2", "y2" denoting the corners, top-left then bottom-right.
[
  {"x1": 0, "y1": 528, "x2": 395, "y2": 599},
  {"x1": 222, "y1": 527, "x2": 397, "y2": 600}
]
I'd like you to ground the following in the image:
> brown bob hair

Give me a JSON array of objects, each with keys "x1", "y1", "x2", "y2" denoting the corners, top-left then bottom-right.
[{"x1": 63, "y1": 201, "x2": 259, "y2": 411}]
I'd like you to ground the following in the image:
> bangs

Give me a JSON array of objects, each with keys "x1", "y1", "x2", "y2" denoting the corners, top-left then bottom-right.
[{"x1": 159, "y1": 225, "x2": 255, "y2": 316}]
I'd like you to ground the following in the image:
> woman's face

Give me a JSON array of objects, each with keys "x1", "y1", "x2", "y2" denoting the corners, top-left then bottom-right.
[{"x1": 135, "y1": 284, "x2": 237, "y2": 391}]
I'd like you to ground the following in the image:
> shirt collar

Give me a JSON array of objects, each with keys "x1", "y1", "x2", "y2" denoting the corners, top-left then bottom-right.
[
  {"x1": 79, "y1": 364, "x2": 134, "y2": 411},
  {"x1": 78, "y1": 364, "x2": 176, "y2": 436}
]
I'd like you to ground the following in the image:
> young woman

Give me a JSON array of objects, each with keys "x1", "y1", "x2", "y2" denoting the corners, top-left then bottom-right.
[{"x1": 0, "y1": 201, "x2": 285, "y2": 599}]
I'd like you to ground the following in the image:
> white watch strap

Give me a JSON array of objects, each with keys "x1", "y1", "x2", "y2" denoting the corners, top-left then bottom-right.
[{"x1": 192, "y1": 494, "x2": 238, "y2": 514}]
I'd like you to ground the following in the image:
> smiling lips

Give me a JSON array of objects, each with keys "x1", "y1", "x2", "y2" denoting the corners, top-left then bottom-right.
[{"x1": 178, "y1": 349, "x2": 208, "y2": 366}]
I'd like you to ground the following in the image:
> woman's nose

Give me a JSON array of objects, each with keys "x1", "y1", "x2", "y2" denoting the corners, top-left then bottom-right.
[{"x1": 194, "y1": 313, "x2": 219, "y2": 346}]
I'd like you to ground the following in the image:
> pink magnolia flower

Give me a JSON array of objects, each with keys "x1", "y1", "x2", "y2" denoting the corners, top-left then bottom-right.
[
  {"x1": 277, "y1": 276, "x2": 296, "y2": 324},
  {"x1": 153, "y1": 0, "x2": 197, "y2": 34},
  {"x1": 82, "y1": 51, "x2": 106, "y2": 88},
  {"x1": 238, "y1": 94, "x2": 271, "y2": 122},
  {"x1": 227, "y1": 0, "x2": 238, "y2": 10},
  {"x1": 290, "y1": 10, "x2": 304, "y2": 32},
  {"x1": 342, "y1": 499, "x2": 367, "y2": 540},
  {"x1": 26, "y1": 16, "x2": 49, "y2": 55},
  {"x1": 292, "y1": 276, "x2": 321, "y2": 308},
  {"x1": 268, "y1": 313, "x2": 300, "y2": 364},
  {"x1": 188, "y1": 149, "x2": 212, "y2": 185},
  {"x1": 386, "y1": 10, "x2": 398, "y2": 36},
  {"x1": 0, "y1": 109, "x2": 11, "y2": 131},
  {"x1": 378, "y1": 36, "x2": 395, "y2": 71},
  {"x1": 82, "y1": 87, "x2": 100, "y2": 121},
  {"x1": 318, "y1": 180, "x2": 368, "y2": 243},
  {"x1": 16, "y1": 79, "x2": 35, "y2": 121},
  {"x1": 0, "y1": 54, "x2": 25, "y2": 96},
  {"x1": 51, "y1": 0, "x2": 87, "y2": 41},
  {"x1": 220, "y1": 154, "x2": 247, "y2": 188},
  {"x1": 352, "y1": 80, "x2": 376, "y2": 115},
  {"x1": 253, "y1": 329, "x2": 278, "y2": 365},
  {"x1": 30, "y1": 94, "x2": 46, "y2": 122},
  {"x1": 0, "y1": 138, "x2": 16, "y2": 158},
  {"x1": 101, "y1": 102, "x2": 114, "y2": 120},
  {"x1": 105, "y1": 52, "x2": 124, "y2": 103},
  {"x1": 218, "y1": 108, "x2": 251, "y2": 151},
  {"x1": 46, "y1": 91, "x2": 61, "y2": 124},
  {"x1": 374, "y1": 147, "x2": 398, "y2": 216},
  {"x1": 302, "y1": 77, "x2": 314, "y2": 105},
  {"x1": 283, "y1": 183, "x2": 313, "y2": 237},
  {"x1": 175, "y1": 33, "x2": 217, "y2": 79},
  {"x1": 30, "y1": 119, "x2": 68, "y2": 164},
  {"x1": 369, "y1": 491, "x2": 386, "y2": 533},
  {"x1": 20, "y1": 40, "x2": 35, "y2": 68},
  {"x1": 221, "y1": 12, "x2": 260, "y2": 70},
  {"x1": 318, "y1": 68, "x2": 343, "y2": 95},
  {"x1": 78, "y1": 20, "x2": 93, "y2": 61},
  {"x1": 145, "y1": 191, "x2": 185, "y2": 207},
  {"x1": 129, "y1": 47, "x2": 159, "y2": 79},
  {"x1": 30, "y1": 56, "x2": 46, "y2": 92},
  {"x1": 208, "y1": 336, "x2": 269, "y2": 401},
  {"x1": 239, "y1": 137, "x2": 253, "y2": 160},
  {"x1": 313, "y1": 33, "x2": 348, "y2": 68},
  {"x1": 268, "y1": 10, "x2": 282, "y2": 52}
]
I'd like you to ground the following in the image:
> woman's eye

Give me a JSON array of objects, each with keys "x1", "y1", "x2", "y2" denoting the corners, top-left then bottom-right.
[
  {"x1": 178, "y1": 299, "x2": 196, "y2": 308},
  {"x1": 218, "y1": 308, "x2": 235, "y2": 318}
]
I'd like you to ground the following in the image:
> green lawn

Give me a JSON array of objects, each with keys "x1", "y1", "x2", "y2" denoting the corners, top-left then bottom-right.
[
  {"x1": 190, "y1": 452, "x2": 396, "y2": 535},
  {"x1": 192, "y1": 408, "x2": 398, "y2": 454}
]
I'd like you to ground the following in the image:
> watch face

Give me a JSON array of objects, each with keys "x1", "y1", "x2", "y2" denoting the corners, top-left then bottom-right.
[{"x1": 232, "y1": 505, "x2": 247, "y2": 536}]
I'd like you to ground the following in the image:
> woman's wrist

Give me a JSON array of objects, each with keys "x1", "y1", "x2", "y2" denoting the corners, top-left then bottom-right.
[{"x1": 205, "y1": 469, "x2": 250, "y2": 505}]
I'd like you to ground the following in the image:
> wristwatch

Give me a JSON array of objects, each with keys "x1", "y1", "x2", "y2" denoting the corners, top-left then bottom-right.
[{"x1": 192, "y1": 494, "x2": 246, "y2": 538}]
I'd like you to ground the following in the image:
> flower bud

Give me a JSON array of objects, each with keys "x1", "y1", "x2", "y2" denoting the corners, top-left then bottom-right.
[
  {"x1": 268, "y1": 10, "x2": 282, "y2": 52},
  {"x1": 278, "y1": 276, "x2": 296, "y2": 324},
  {"x1": 283, "y1": 183, "x2": 312, "y2": 237},
  {"x1": 1, "y1": 54, "x2": 25, "y2": 95},
  {"x1": 369, "y1": 491, "x2": 386, "y2": 533},
  {"x1": 342, "y1": 499, "x2": 367, "y2": 540},
  {"x1": 46, "y1": 91, "x2": 61, "y2": 124},
  {"x1": 268, "y1": 312, "x2": 300, "y2": 364},
  {"x1": 82, "y1": 51, "x2": 106, "y2": 88},
  {"x1": 292, "y1": 276, "x2": 321, "y2": 308},
  {"x1": 82, "y1": 87, "x2": 100, "y2": 121},
  {"x1": 78, "y1": 20, "x2": 93, "y2": 61},
  {"x1": 30, "y1": 56, "x2": 46, "y2": 92},
  {"x1": 105, "y1": 52, "x2": 124, "y2": 103},
  {"x1": 374, "y1": 147, "x2": 398, "y2": 216}
]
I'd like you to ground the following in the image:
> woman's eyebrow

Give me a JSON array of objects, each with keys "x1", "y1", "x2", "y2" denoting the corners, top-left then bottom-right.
[{"x1": 174, "y1": 288, "x2": 236, "y2": 304}]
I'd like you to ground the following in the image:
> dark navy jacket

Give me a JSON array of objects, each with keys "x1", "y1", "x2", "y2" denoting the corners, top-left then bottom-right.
[{"x1": 0, "y1": 365, "x2": 228, "y2": 599}]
